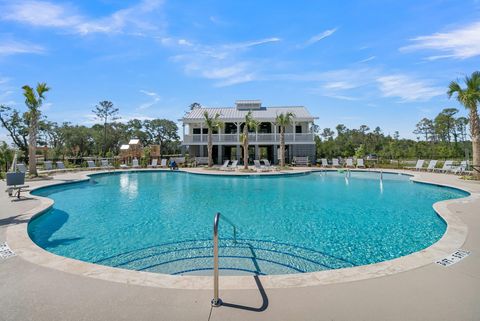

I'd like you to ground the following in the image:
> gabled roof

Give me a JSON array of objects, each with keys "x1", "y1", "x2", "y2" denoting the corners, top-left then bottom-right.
[
  {"x1": 120, "y1": 144, "x2": 130, "y2": 150},
  {"x1": 182, "y1": 106, "x2": 316, "y2": 122},
  {"x1": 128, "y1": 139, "x2": 140, "y2": 145}
]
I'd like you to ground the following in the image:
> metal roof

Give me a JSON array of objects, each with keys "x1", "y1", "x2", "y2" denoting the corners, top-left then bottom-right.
[
  {"x1": 128, "y1": 139, "x2": 140, "y2": 145},
  {"x1": 120, "y1": 144, "x2": 130, "y2": 150},
  {"x1": 182, "y1": 106, "x2": 317, "y2": 122}
]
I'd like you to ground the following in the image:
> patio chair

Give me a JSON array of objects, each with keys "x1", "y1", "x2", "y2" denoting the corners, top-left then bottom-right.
[
  {"x1": 16, "y1": 163, "x2": 27, "y2": 173},
  {"x1": 320, "y1": 158, "x2": 329, "y2": 167},
  {"x1": 132, "y1": 158, "x2": 140, "y2": 168},
  {"x1": 434, "y1": 160, "x2": 453, "y2": 173},
  {"x1": 253, "y1": 159, "x2": 268, "y2": 172},
  {"x1": 450, "y1": 160, "x2": 468, "y2": 175},
  {"x1": 331, "y1": 158, "x2": 340, "y2": 168},
  {"x1": 5, "y1": 172, "x2": 29, "y2": 199},
  {"x1": 56, "y1": 161, "x2": 66, "y2": 170},
  {"x1": 406, "y1": 159, "x2": 424, "y2": 171},
  {"x1": 148, "y1": 158, "x2": 158, "y2": 168},
  {"x1": 101, "y1": 159, "x2": 113, "y2": 169},
  {"x1": 425, "y1": 160, "x2": 438, "y2": 172},
  {"x1": 356, "y1": 159, "x2": 365, "y2": 168},
  {"x1": 44, "y1": 161, "x2": 53, "y2": 171},
  {"x1": 227, "y1": 160, "x2": 238, "y2": 171},
  {"x1": 219, "y1": 160, "x2": 230, "y2": 170},
  {"x1": 160, "y1": 159, "x2": 167, "y2": 168},
  {"x1": 87, "y1": 160, "x2": 97, "y2": 169},
  {"x1": 262, "y1": 159, "x2": 278, "y2": 171},
  {"x1": 345, "y1": 158, "x2": 354, "y2": 168}
]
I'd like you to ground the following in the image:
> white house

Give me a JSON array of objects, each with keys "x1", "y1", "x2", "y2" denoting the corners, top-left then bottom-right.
[{"x1": 180, "y1": 100, "x2": 318, "y2": 165}]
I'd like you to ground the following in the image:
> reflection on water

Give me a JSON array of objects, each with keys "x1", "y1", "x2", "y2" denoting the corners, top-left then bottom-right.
[{"x1": 120, "y1": 174, "x2": 138, "y2": 199}]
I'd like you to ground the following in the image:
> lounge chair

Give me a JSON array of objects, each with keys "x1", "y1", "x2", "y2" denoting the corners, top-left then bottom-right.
[
  {"x1": 87, "y1": 160, "x2": 97, "y2": 169},
  {"x1": 56, "y1": 161, "x2": 66, "y2": 170},
  {"x1": 227, "y1": 160, "x2": 238, "y2": 171},
  {"x1": 148, "y1": 158, "x2": 158, "y2": 168},
  {"x1": 345, "y1": 158, "x2": 354, "y2": 168},
  {"x1": 450, "y1": 160, "x2": 468, "y2": 175},
  {"x1": 434, "y1": 160, "x2": 453, "y2": 173},
  {"x1": 16, "y1": 163, "x2": 27, "y2": 173},
  {"x1": 331, "y1": 158, "x2": 340, "y2": 168},
  {"x1": 262, "y1": 159, "x2": 277, "y2": 171},
  {"x1": 5, "y1": 172, "x2": 29, "y2": 198},
  {"x1": 425, "y1": 160, "x2": 438, "y2": 172},
  {"x1": 101, "y1": 159, "x2": 113, "y2": 169},
  {"x1": 406, "y1": 159, "x2": 424, "y2": 171},
  {"x1": 253, "y1": 159, "x2": 269, "y2": 172},
  {"x1": 356, "y1": 159, "x2": 365, "y2": 168},
  {"x1": 320, "y1": 158, "x2": 329, "y2": 167},
  {"x1": 160, "y1": 159, "x2": 167, "y2": 168},
  {"x1": 219, "y1": 160, "x2": 230, "y2": 170},
  {"x1": 44, "y1": 161, "x2": 53, "y2": 171},
  {"x1": 132, "y1": 158, "x2": 140, "y2": 168}
]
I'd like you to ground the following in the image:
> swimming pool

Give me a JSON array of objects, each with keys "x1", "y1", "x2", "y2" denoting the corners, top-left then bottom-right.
[{"x1": 28, "y1": 171, "x2": 468, "y2": 276}]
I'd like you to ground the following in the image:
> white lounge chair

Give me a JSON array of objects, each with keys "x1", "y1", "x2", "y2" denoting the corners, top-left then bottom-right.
[
  {"x1": 160, "y1": 159, "x2": 167, "y2": 168},
  {"x1": 345, "y1": 158, "x2": 354, "y2": 168},
  {"x1": 331, "y1": 158, "x2": 340, "y2": 168},
  {"x1": 320, "y1": 158, "x2": 329, "y2": 167},
  {"x1": 293, "y1": 156, "x2": 310, "y2": 166},
  {"x1": 87, "y1": 160, "x2": 97, "y2": 169},
  {"x1": 407, "y1": 159, "x2": 424, "y2": 171},
  {"x1": 101, "y1": 159, "x2": 113, "y2": 168},
  {"x1": 227, "y1": 160, "x2": 238, "y2": 171},
  {"x1": 450, "y1": 160, "x2": 468, "y2": 175},
  {"x1": 434, "y1": 160, "x2": 453, "y2": 173},
  {"x1": 148, "y1": 158, "x2": 158, "y2": 168},
  {"x1": 253, "y1": 160, "x2": 268, "y2": 172},
  {"x1": 56, "y1": 161, "x2": 66, "y2": 170},
  {"x1": 16, "y1": 163, "x2": 27, "y2": 173},
  {"x1": 219, "y1": 160, "x2": 230, "y2": 170},
  {"x1": 44, "y1": 161, "x2": 53, "y2": 171},
  {"x1": 425, "y1": 160, "x2": 438, "y2": 172},
  {"x1": 356, "y1": 159, "x2": 365, "y2": 168},
  {"x1": 132, "y1": 158, "x2": 140, "y2": 168},
  {"x1": 262, "y1": 159, "x2": 277, "y2": 171}
]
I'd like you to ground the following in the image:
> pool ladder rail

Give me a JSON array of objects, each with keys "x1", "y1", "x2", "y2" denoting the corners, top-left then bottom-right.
[{"x1": 211, "y1": 212, "x2": 237, "y2": 307}]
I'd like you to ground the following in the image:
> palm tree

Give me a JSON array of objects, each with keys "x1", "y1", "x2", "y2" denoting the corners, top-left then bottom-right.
[
  {"x1": 241, "y1": 111, "x2": 260, "y2": 170},
  {"x1": 448, "y1": 71, "x2": 480, "y2": 179},
  {"x1": 276, "y1": 112, "x2": 295, "y2": 167},
  {"x1": 203, "y1": 111, "x2": 222, "y2": 167},
  {"x1": 23, "y1": 83, "x2": 50, "y2": 176}
]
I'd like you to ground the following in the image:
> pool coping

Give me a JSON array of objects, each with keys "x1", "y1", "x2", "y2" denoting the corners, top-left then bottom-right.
[{"x1": 5, "y1": 168, "x2": 478, "y2": 290}]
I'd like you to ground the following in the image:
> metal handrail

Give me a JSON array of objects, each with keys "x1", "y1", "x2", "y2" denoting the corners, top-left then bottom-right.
[{"x1": 211, "y1": 212, "x2": 237, "y2": 307}]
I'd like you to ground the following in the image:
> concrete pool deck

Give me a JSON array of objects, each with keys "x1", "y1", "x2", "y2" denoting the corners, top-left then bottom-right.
[{"x1": 1, "y1": 168, "x2": 479, "y2": 320}]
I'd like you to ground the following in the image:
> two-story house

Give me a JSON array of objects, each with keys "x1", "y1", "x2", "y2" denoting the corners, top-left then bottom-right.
[{"x1": 180, "y1": 100, "x2": 317, "y2": 164}]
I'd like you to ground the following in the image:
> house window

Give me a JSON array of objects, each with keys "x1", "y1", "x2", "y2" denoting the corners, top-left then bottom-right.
[
  {"x1": 295, "y1": 125, "x2": 302, "y2": 133},
  {"x1": 193, "y1": 128, "x2": 200, "y2": 134}
]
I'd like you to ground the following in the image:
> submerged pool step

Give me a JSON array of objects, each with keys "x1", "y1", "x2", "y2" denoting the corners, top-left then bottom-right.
[{"x1": 95, "y1": 239, "x2": 354, "y2": 275}]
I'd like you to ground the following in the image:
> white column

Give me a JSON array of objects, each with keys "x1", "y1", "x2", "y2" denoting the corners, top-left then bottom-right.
[
  {"x1": 236, "y1": 122, "x2": 240, "y2": 143},
  {"x1": 292, "y1": 120, "x2": 296, "y2": 142},
  {"x1": 200, "y1": 123, "x2": 204, "y2": 142}
]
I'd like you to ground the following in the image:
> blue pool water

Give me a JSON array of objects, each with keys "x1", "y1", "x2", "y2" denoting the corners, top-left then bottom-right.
[{"x1": 28, "y1": 171, "x2": 468, "y2": 275}]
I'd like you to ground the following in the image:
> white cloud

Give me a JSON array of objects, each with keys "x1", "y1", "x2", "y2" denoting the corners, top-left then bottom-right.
[
  {"x1": 400, "y1": 21, "x2": 480, "y2": 60},
  {"x1": 0, "y1": 40, "x2": 46, "y2": 56},
  {"x1": 1, "y1": 0, "x2": 164, "y2": 36},
  {"x1": 162, "y1": 36, "x2": 280, "y2": 87},
  {"x1": 300, "y1": 28, "x2": 337, "y2": 48},
  {"x1": 358, "y1": 56, "x2": 376, "y2": 63},
  {"x1": 138, "y1": 90, "x2": 160, "y2": 110},
  {"x1": 376, "y1": 75, "x2": 444, "y2": 102}
]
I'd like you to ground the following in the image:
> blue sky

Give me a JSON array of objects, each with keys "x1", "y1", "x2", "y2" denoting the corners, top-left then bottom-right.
[{"x1": 1, "y1": 0, "x2": 479, "y2": 140}]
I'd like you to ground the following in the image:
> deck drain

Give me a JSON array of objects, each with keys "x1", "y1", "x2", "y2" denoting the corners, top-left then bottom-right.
[
  {"x1": 436, "y1": 249, "x2": 470, "y2": 267},
  {"x1": 0, "y1": 242, "x2": 16, "y2": 260}
]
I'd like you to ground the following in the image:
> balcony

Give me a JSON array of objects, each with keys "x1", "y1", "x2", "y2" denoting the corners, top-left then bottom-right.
[{"x1": 183, "y1": 133, "x2": 314, "y2": 144}]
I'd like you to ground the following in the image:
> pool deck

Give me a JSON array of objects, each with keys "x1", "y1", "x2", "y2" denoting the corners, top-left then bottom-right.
[{"x1": 1, "y1": 168, "x2": 479, "y2": 321}]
